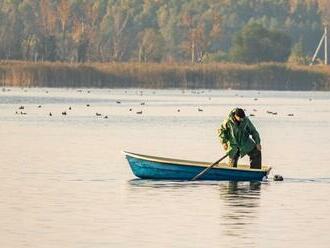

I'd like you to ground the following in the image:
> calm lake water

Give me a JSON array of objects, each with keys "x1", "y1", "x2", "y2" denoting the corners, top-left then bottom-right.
[{"x1": 1, "y1": 87, "x2": 330, "y2": 248}]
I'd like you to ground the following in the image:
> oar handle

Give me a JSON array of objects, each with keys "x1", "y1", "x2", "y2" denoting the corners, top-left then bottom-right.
[{"x1": 191, "y1": 154, "x2": 229, "y2": 181}]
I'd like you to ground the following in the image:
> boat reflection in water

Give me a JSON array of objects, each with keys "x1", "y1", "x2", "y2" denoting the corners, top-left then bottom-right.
[
  {"x1": 126, "y1": 179, "x2": 264, "y2": 247},
  {"x1": 218, "y1": 181, "x2": 262, "y2": 247}
]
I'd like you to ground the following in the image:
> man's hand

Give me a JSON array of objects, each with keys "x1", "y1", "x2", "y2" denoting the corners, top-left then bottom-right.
[
  {"x1": 223, "y1": 143, "x2": 228, "y2": 151},
  {"x1": 256, "y1": 144, "x2": 262, "y2": 151}
]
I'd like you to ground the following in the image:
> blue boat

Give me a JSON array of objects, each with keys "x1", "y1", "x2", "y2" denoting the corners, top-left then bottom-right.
[{"x1": 123, "y1": 151, "x2": 271, "y2": 181}]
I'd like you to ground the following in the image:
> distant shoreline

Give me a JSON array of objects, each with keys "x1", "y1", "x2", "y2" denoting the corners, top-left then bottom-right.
[{"x1": 0, "y1": 61, "x2": 329, "y2": 91}]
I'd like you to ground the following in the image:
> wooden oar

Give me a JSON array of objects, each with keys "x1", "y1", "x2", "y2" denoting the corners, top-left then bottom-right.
[{"x1": 191, "y1": 154, "x2": 229, "y2": 181}]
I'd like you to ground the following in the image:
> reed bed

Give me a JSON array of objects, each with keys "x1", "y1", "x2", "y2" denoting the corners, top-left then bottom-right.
[{"x1": 0, "y1": 61, "x2": 329, "y2": 90}]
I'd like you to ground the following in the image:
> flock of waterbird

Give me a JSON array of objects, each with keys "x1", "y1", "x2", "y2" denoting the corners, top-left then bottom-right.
[
  {"x1": 15, "y1": 101, "x2": 166, "y2": 118},
  {"x1": 6, "y1": 88, "x2": 304, "y2": 119}
]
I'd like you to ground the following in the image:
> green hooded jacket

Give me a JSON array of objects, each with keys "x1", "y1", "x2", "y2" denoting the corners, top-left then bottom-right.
[{"x1": 218, "y1": 109, "x2": 261, "y2": 158}]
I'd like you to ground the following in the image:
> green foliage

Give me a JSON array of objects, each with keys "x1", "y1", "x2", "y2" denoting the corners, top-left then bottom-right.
[
  {"x1": 230, "y1": 23, "x2": 292, "y2": 63},
  {"x1": 289, "y1": 40, "x2": 309, "y2": 65}
]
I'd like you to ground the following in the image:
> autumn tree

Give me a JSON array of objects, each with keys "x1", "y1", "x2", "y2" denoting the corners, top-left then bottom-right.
[
  {"x1": 138, "y1": 28, "x2": 164, "y2": 62},
  {"x1": 58, "y1": 0, "x2": 71, "y2": 60},
  {"x1": 0, "y1": 1, "x2": 23, "y2": 59},
  {"x1": 38, "y1": 0, "x2": 58, "y2": 61},
  {"x1": 317, "y1": 0, "x2": 330, "y2": 24},
  {"x1": 157, "y1": 4, "x2": 180, "y2": 62}
]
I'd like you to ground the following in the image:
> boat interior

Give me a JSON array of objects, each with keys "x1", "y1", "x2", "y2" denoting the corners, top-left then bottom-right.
[{"x1": 123, "y1": 151, "x2": 271, "y2": 172}]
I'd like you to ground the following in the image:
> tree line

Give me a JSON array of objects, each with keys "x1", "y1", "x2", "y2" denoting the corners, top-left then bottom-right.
[{"x1": 0, "y1": 0, "x2": 329, "y2": 64}]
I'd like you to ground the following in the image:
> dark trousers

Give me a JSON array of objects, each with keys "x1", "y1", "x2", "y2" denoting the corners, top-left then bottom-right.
[{"x1": 228, "y1": 147, "x2": 262, "y2": 169}]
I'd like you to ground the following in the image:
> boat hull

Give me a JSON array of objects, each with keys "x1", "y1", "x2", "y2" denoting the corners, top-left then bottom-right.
[{"x1": 124, "y1": 152, "x2": 270, "y2": 181}]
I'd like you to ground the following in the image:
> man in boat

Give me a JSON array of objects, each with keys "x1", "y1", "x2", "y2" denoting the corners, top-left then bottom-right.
[{"x1": 218, "y1": 108, "x2": 262, "y2": 169}]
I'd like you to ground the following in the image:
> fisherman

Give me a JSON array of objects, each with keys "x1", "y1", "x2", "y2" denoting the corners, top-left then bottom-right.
[{"x1": 218, "y1": 108, "x2": 262, "y2": 169}]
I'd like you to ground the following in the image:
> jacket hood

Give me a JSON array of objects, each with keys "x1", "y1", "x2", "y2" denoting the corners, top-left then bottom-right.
[
  {"x1": 229, "y1": 108, "x2": 239, "y2": 123},
  {"x1": 228, "y1": 108, "x2": 249, "y2": 125}
]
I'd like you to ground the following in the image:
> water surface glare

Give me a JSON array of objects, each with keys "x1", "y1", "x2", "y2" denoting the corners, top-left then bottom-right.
[{"x1": 1, "y1": 88, "x2": 330, "y2": 247}]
